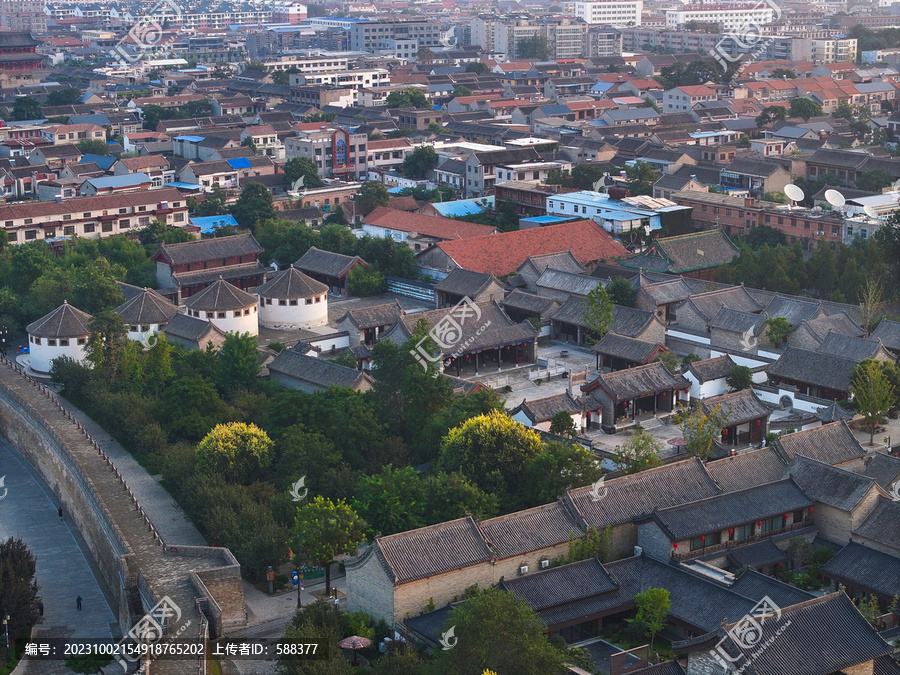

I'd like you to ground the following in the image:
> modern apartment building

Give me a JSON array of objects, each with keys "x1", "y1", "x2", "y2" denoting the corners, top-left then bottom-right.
[
  {"x1": 289, "y1": 69, "x2": 390, "y2": 90},
  {"x1": 665, "y1": 4, "x2": 777, "y2": 31},
  {"x1": 588, "y1": 26, "x2": 623, "y2": 56},
  {"x1": 349, "y1": 18, "x2": 442, "y2": 52},
  {"x1": 811, "y1": 37, "x2": 857, "y2": 64},
  {"x1": 284, "y1": 128, "x2": 367, "y2": 181},
  {"x1": 573, "y1": 1, "x2": 643, "y2": 27}
]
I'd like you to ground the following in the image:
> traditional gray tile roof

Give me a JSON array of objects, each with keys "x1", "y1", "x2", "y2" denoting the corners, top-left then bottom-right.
[
  {"x1": 623, "y1": 662, "x2": 686, "y2": 675},
  {"x1": 162, "y1": 312, "x2": 226, "y2": 342},
  {"x1": 479, "y1": 502, "x2": 584, "y2": 560},
  {"x1": 701, "y1": 389, "x2": 770, "y2": 426},
  {"x1": 796, "y1": 312, "x2": 864, "y2": 342},
  {"x1": 815, "y1": 400, "x2": 855, "y2": 423},
  {"x1": 535, "y1": 268, "x2": 602, "y2": 297},
  {"x1": 861, "y1": 452, "x2": 900, "y2": 489},
  {"x1": 338, "y1": 301, "x2": 404, "y2": 330},
  {"x1": 268, "y1": 349, "x2": 373, "y2": 391},
  {"x1": 652, "y1": 479, "x2": 812, "y2": 541},
  {"x1": 726, "y1": 539, "x2": 788, "y2": 569},
  {"x1": 870, "y1": 318, "x2": 900, "y2": 351},
  {"x1": 774, "y1": 421, "x2": 866, "y2": 466},
  {"x1": 639, "y1": 278, "x2": 695, "y2": 306},
  {"x1": 433, "y1": 268, "x2": 499, "y2": 297},
  {"x1": 709, "y1": 307, "x2": 767, "y2": 334},
  {"x1": 564, "y1": 458, "x2": 722, "y2": 529},
  {"x1": 678, "y1": 286, "x2": 764, "y2": 321},
  {"x1": 688, "y1": 355, "x2": 737, "y2": 383},
  {"x1": 585, "y1": 361, "x2": 690, "y2": 402},
  {"x1": 768, "y1": 346, "x2": 858, "y2": 393},
  {"x1": 254, "y1": 265, "x2": 328, "y2": 299},
  {"x1": 853, "y1": 497, "x2": 900, "y2": 552},
  {"x1": 183, "y1": 278, "x2": 258, "y2": 311},
  {"x1": 294, "y1": 246, "x2": 367, "y2": 279},
  {"x1": 675, "y1": 592, "x2": 892, "y2": 674},
  {"x1": 785, "y1": 456, "x2": 877, "y2": 512},
  {"x1": 156, "y1": 232, "x2": 262, "y2": 266},
  {"x1": 369, "y1": 516, "x2": 495, "y2": 584},
  {"x1": 817, "y1": 332, "x2": 888, "y2": 362},
  {"x1": 516, "y1": 251, "x2": 587, "y2": 277},
  {"x1": 498, "y1": 557, "x2": 618, "y2": 612},
  {"x1": 610, "y1": 305, "x2": 658, "y2": 338},
  {"x1": 821, "y1": 542, "x2": 900, "y2": 599},
  {"x1": 727, "y1": 157, "x2": 786, "y2": 177},
  {"x1": 510, "y1": 392, "x2": 582, "y2": 424},
  {"x1": 728, "y1": 569, "x2": 814, "y2": 609},
  {"x1": 705, "y1": 447, "x2": 789, "y2": 493},
  {"x1": 764, "y1": 295, "x2": 824, "y2": 325},
  {"x1": 501, "y1": 290, "x2": 561, "y2": 316},
  {"x1": 171, "y1": 261, "x2": 267, "y2": 288},
  {"x1": 26, "y1": 301, "x2": 92, "y2": 338},
  {"x1": 591, "y1": 332, "x2": 664, "y2": 364},
  {"x1": 619, "y1": 230, "x2": 740, "y2": 274},
  {"x1": 114, "y1": 288, "x2": 179, "y2": 325}
]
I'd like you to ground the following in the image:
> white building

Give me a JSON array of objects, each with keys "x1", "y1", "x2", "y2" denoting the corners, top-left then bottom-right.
[
  {"x1": 811, "y1": 37, "x2": 857, "y2": 64},
  {"x1": 26, "y1": 301, "x2": 92, "y2": 374},
  {"x1": 288, "y1": 69, "x2": 390, "y2": 91},
  {"x1": 664, "y1": 4, "x2": 776, "y2": 31},
  {"x1": 573, "y1": 1, "x2": 643, "y2": 27},
  {"x1": 495, "y1": 161, "x2": 572, "y2": 184},
  {"x1": 113, "y1": 287, "x2": 180, "y2": 343},
  {"x1": 256, "y1": 266, "x2": 329, "y2": 330},
  {"x1": 183, "y1": 278, "x2": 259, "y2": 337}
]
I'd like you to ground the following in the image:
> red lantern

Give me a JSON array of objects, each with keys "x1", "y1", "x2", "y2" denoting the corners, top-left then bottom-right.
[
  {"x1": 701, "y1": 536, "x2": 706, "y2": 542},
  {"x1": 673, "y1": 542, "x2": 678, "y2": 550},
  {"x1": 784, "y1": 514, "x2": 790, "y2": 519},
  {"x1": 662, "y1": 392, "x2": 666, "y2": 397},
  {"x1": 757, "y1": 521, "x2": 762, "y2": 528},
  {"x1": 755, "y1": 419, "x2": 761, "y2": 426},
  {"x1": 809, "y1": 507, "x2": 813, "y2": 513},
  {"x1": 723, "y1": 429, "x2": 728, "y2": 435},
  {"x1": 729, "y1": 529, "x2": 734, "y2": 534}
]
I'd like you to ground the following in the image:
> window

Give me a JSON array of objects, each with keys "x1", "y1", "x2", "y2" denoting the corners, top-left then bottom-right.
[
  {"x1": 265, "y1": 298, "x2": 272, "y2": 305},
  {"x1": 64, "y1": 226, "x2": 74, "y2": 235},
  {"x1": 45, "y1": 230, "x2": 55, "y2": 238},
  {"x1": 3, "y1": 221, "x2": 10, "y2": 227},
  {"x1": 206, "y1": 312, "x2": 214, "y2": 319},
  {"x1": 84, "y1": 223, "x2": 95, "y2": 233},
  {"x1": 289, "y1": 299, "x2": 298, "y2": 306},
  {"x1": 217, "y1": 312, "x2": 226, "y2": 319},
  {"x1": 60, "y1": 339, "x2": 69, "y2": 346},
  {"x1": 102, "y1": 223, "x2": 113, "y2": 232},
  {"x1": 119, "y1": 220, "x2": 130, "y2": 229},
  {"x1": 78, "y1": 337, "x2": 86, "y2": 345},
  {"x1": 305, "y1": 298, "x2": 312, "y2": 305},
  {"x1": 734, "y1": 524, "x2": 753, "y2": 541},
  {"x1": 315, "y1": 296, "x2": 322, "y2": 303},
  {"x1": 279, "y1": 299, "x2": 287, "y2": 306},
  {"x1": 6, "y1": 231, "x2": 15, "y2": 242},
  {"x1": 244, "y1": 308, "x2": 251, "y2": 315},
  {"x1": 174, "y1": 213, "x2": 184, "y2": 222},
  {"x1": 119, "y1": 208, "x2": 127, "y2": 214},
  {"x1": 760, "y1": 516, "x2": 784, "y2": 534},
  {"x1": 24, "y1": 218, "x2": 32, "y2": 225},
  {"x1": 48, "y1": 339, "x2": 56, "y2": 346},
  {"x1": 25, "y1": 230, "x2": 37, "y2": 240}
]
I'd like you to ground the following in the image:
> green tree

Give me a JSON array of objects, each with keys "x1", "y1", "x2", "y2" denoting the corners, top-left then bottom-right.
[
  {"x1": 725, "y1": 365, "x2": 753, "y2": 391},
  {"x1": 737, "y1": 135, "x2": 750, "y2": 148},
  {"x1": 836, "y1": 100, "x2": 856, "y2": 120},
  {"x1": 516, "y1": 34, "x2": 550, "y2": 60},
  {"x1": 155, "y1": 375, "x2": 227, "y2": 441},
  {"x1": 520, "y1": 441, "x2": 602, "y2": 505},
  {"x1": 9, "y1": 242, "x2": 53, "y2": 295},
  {"x1": 582, "y1": 284, "x2": 614, "y2": 343},
  {"x1": 770, "y1": 68, "x2": 796, "y2": 79},
  {"x1": 755, "y1": 105, "x2": 788, "y2": 127},
  {"x1": 195, "y1": 422, "x2": 273, "y2": 483},
  {"x1": 607, "y1": 275, "x2": 637, "y2": 306},
  {"x1": 789, "y1": 98, "x2": 824, "y2": 120},
  {"x1": 231, "y1": 182, "x2": 276, "y2": 231},
  {"x1": 0, "y1": 537, "x2": 42, "y2": 652},
  {"x1": 85, "y1": 310, "x2": 130, "y2": 377},
  {"x1": 46, "y1": 87, "x2": 83, "y2": 106},
  {"x1": 283, "y1": 157, "x2": 324, "y2": 189},
  {"x1": 385, "y1": 88, "x2": 429, "y2": 109},
  {"x1": 278, "y1": 602, "x2": 351, "y2": 675},
  {"x1": 430, "y1": 587, "x2": 568, "y2": 675},
  {"x1": 680, "y1": 403, "x2": 728, "y2": 460},
  {"x1": 855, "y1": 169, "x2": 896, "y2": 192},
  {"x1": 369, "y1": 650, "x2": 428, "y2": 675},
  {"x1": 216, "y1": 332, "x2": 260, "y2": 390},
  {"x1": 438, "y1": 410, "x2": 544, "y2": 497},
  {"x1": 858, "y1": 274, "x2": 886, "y2": 334},
  {"x1": 352, "y1": 464, "x2": 426, "y2": 536},
  {"x1": 625, "y1": 161, "x2": 658, "y2": 196},
  {"x1": 143, "y1": 333, "x2": 175, "y2": 396},
  {"x1": 568, "y1": 525, "x2": 613, "y2": 563},
  {"x1": 633, "y1": 588, "x2": 671, "y2": 654},
  {"x1": 187, "y1": 186, "x2": 228, "y2": 218},
  {"x1": 76, "y1": 139, "x2": 109, "y2": 155},
  {"x1": 291, "y1": 496, "x2": 366, "y2": 594},
  {"x1": 851, "y1": 359, "x2": 896, "y2": 445},
  {"x1": 274, "y1": 424, "x2": 343, "y2": 499},
  {"x1": 761, "y1": 191, "x2": 787, "y2": 204},
  {"x1": 347, "y1": 266, "x2": 386, "y2": 296},
  {"x1": 400, "y1": 146, "x2": 439, "y2": 179},
  {"x1": 765, "y1": 317, "x2": 791, "y2": 345},
  {"x1": 653, "y1": 350, "x2": 679, "y2": 374},
  {"x1": 10, "y1": 96, "x2": 42, "y2": 121},
  {"x1": 355, "y1": 180, "x2": 390, "y2": 216},
  {"x1": 421, "y1": 471, "x2": 497, "y2": 524},
  {"x1": 452, "y1": 85, "x2": 473, "y2": 98},
  {"x1": 616, "y1": 427, "x2": 663, "y2": 474},
  {"x1": 549, "y1": 411, "x2": 577, "y2": 437},
  {"x1": 465, "y1": 62, "x2": 489, "y2": 74},
  {"x1": 73, "y1": 257, "x2": 126, "y2": 314}
]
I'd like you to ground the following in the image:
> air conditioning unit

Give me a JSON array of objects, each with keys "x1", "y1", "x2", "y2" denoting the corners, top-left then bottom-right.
[
  {"x1": 518, "y1": 565, "x2": 529, "y2": 575},
  {"x1": 540, "y1": 559, "x2": 549, "y2": 569}
]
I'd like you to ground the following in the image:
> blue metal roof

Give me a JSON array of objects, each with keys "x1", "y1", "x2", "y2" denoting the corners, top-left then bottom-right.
[
  {"x1": 80, "y1": 154, "x2": 117, "y2": 170},
  {"x1": 521, "y1": 215, "x2": 569, "y2": 224},
  {"x1": 168, "y1": 182, "x2": 204, "y2": 190},
  {"x1": 86, "y1": 173, "x2": 151, "y2": 189},
  {"x1": 175, "y1": 135, "x2": 205, "y2": 142},
  {"x1": 190, "y1": 214, "x2": 239, "y2": 233},
  {"x1": 227, "y1": 157, "x2": 252, "y2": 169}
]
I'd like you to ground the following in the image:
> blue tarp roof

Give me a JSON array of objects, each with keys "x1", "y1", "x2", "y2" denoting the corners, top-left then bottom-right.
[
  {"x1": 521, "y1": 215, "x2": 569, "y2": 224},
  {"x1": 86, "y1": 173, "x2": 150, "y2": 189},
  {"x1": 190, "y1": 214, "x2": 239, "y2": 233},
  {"x1": 168, "y1": 182, "x2": 204, "y2": 190},
  {"x1": 175, "y1": 135, "x2": 204, "y2": 142},
  {"x1": 227, "y1": 157, "x2": 252, "y2": 169}
]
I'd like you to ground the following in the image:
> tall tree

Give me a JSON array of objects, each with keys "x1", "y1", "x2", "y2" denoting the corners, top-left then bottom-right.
[
  {"x1": 607, "y1": 276, "x2": 637, "y2": 307},
  {"x1": 76, "y1": 139, "x2": 109, "y2": 156},
  {"x1": 355, "y1": 181, "x2": 390, "y2": 216},
  {"x1": 283, "y1": 157, "x2": 324, "y2": 189},
  {"x1": 291, "y1": 496, "x2": 366, "y2": 593},
  {"x1": 231, "y1": 182, "x2": 276, "y2": 231},
  {"x1": 143, "y1": 333, "x2": 175, "y2": 396},
  {"x1": 725, "y1": 365, "x2": 753, "y2": 391},
  {"x1": 858, "y1": 275, "x2": 885, "y2": 334},
  {"x1": 582, "y1": 284, "x2": 614, "y2": 343},
  {"x1": 195, "y1": 422, "x2": 274, "y2": 484},
  {"x1": 0, "y1": 537, "x2": 42, "y2": 650},
  {"x1": 680, "y1": 403, "x2": 728, "y2": 460},
  {"x1": 10, "y1": 96, "x2": 41, "y2": 121},
  {"x1": 520, "y1": 441, "x2": 603, "y2": 505},
  {"x1": 789, "y1": 98, "x2": 824, "y2": 121},
  {"x1": 616, "y1": 427, "x2": 663, "y2": 474},
  {"x1": 854, "y1": 169, "x2": 895, "y2": 193},
  {"x1": 851, "y1": 359, "x2": 896, "y2": 445},
  {"x1": 400, "y1": 146, "x2": 439, "y2": 179},
  {"x1": 216, "y1": 331, "x2": 260, "y2": 390},
  {"x1": 625, "y1": 161, "x2": 658, "y2": 196},
  {"x1": 633, "y1": 588, "x2": 671, "y2": 654},
  {"x1": 516, "y1": 35, "x2": 550, "y2": 60},
  {"x1": 85, "y1": 311, "x2": 130, "y2": 378}
]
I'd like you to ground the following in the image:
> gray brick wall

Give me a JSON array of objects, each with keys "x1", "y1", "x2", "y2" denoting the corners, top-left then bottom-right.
[{"x1": 637, "y1": 522, "x2": 671, "y2": 560}]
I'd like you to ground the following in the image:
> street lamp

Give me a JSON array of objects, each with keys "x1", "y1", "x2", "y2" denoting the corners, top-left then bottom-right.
[{"x1": 3, "y1": 614, "x2": 9, "y2": 664}]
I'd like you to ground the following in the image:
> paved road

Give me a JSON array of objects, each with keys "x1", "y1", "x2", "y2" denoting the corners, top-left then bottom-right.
[{"x1": 0, "y1": 440, "x2": 118, "y2": 642}]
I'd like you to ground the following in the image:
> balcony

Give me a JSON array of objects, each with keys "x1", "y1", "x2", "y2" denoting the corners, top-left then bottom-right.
[{"x1": 672, "y1": 520, "x2": 812, "y2": 561}]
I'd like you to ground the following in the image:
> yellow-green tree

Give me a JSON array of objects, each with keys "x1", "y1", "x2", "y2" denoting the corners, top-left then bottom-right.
[
  {"x1": 195, "y1": 422, "x2": 274, "y2": 484},
  {"x1": 851, "y1": 359, "x2": 896, "y2": 446},
  {"x1": 292, "y1": 496, "x2": 366, "y2": 595},
  {"x1": 680, "y1": 403, "x2": 728, "y2": 460}
]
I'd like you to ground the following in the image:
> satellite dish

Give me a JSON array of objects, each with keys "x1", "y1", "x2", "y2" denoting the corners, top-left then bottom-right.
[
  {"x1": 784, "y1": 184, "x2": 805, "y2": 202},
  {"x1": 824, "y1": 189, "x2": 845, "y2": 207},
  {"x1": 864, "y1": 205, "x2": 878, "y2": 218},
  {"x1": 846, "y1": 206, "x2": 856, "y2": 217}
]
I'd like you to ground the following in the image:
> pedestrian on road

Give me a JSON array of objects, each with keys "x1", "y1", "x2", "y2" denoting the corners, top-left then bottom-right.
[
  {"x1": 76, "y1": 596, "x2": 82, "y2": 611},
  {"x1": 38, "y1": 601, "x2": 43, "y2": 616},
  {"x1": 58, "y1": 506, "x2": 63, "y2": 521}
]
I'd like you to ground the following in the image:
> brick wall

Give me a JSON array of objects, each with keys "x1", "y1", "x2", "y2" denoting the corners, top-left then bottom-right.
[{"x1": 637, "y1": 521, "x2": 672, "y2": 560}]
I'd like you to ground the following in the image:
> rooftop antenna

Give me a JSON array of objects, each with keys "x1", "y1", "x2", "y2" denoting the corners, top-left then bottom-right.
[
  {"x1": 824, "y1": 189, "x2": 846, "y2": 217},
  {"x1": 784, "y1": 183, "x2": 804, "y2": 208}
]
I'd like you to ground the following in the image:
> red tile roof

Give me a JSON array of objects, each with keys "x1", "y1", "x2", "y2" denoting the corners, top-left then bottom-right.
[
  {"x1": 431, "y1": 220, "x2": 628, "y2": 275},
  {"x1": 364, "y1": 207, "x2": 496, "y2": 240}
]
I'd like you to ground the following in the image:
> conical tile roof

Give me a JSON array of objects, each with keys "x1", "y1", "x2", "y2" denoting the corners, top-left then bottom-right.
[
  {"x1": 114, "y1": 288, "x2": 179, "y2": 324},
  {"x1": 26, "y1": 301, "x2": 92, "y2": 338},
  {"x1": 255, "y1": 265, "x2": 328, "y2": 299},
  {"x1": 184, "y1": 278, "x2": 258, "y2": 311}
]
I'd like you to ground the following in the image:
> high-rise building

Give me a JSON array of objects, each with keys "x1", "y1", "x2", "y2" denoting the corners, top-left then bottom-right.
[
  {"x1": 573, "y1": 1, "x2": 643, "y2": 27},
  {"x1": 348, "y1": 18, "x2": 442, "y2": 52}
]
